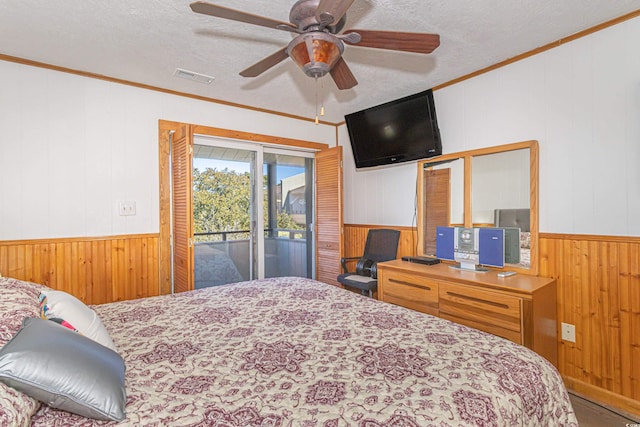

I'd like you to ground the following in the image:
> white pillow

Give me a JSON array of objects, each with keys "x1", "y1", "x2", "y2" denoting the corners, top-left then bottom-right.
[{"x1": 40, "y1": 290, "x2": 116, "y2": 352}]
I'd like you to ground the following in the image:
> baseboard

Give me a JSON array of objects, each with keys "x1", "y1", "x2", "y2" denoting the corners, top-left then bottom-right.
[{"x1": 563, "y1": 376, "x2": 640, "y2": 420}]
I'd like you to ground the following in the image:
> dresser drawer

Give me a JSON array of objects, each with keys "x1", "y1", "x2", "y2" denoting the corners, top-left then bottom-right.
[
  {"x1": 381, "y1": 271, "x2": 439, "y2": 316},
  {"x1": 439, "y1": 313, "x2": 523, "y2": 344},
  {"x1": 439, "y1": 282, "x2": 522, "y2": 333}
]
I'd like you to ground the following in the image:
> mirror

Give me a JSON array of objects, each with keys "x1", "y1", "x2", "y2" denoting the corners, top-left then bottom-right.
[
  {"x1": 472, "y1": 148, "x2": 531, "y2": 269},
  {"x1": 419, "y1": 158, "x2": 465, "y2": 256},
  {"x1": 417, "y1": 141, "x2": 538, "y2": 275}
]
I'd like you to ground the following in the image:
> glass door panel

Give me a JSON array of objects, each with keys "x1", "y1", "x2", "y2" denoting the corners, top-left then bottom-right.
[
  {"x1": 192, "y1": 143, "x2": 257, "y2": 288},
  {"x1": 191, "y1": 137, "x2": 315, "y2": 287},
  {"x1": 263, "y1": 150, "x2": 314, "y2": 279}
]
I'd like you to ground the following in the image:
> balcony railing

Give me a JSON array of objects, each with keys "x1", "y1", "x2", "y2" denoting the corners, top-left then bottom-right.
[
  {"x1": 194, "y1": 228, "x2": 306, "y2": 242},
  {"x1": 193, "y1": 228, "x2": 309, "y2": 289}
]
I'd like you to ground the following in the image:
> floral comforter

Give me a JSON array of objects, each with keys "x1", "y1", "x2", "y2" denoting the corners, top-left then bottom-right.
[{"x1": 31, "y1": 277, "x2": 577, "y2": 426}]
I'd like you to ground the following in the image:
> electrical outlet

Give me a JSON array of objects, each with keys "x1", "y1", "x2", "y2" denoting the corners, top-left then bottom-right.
[
  {"x1": 118, "y1": 201, "x2": 136, "y2": 216},
  {"x1": 561, "y1": 322, "x2": 576, "y2": 342}
]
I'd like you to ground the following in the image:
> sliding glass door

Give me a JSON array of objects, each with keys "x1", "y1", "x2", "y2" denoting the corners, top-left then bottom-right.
[
  {"x1": 192, "y1": 137, "x2": 314, "y2": 288},
  {"x1": 263, "y1": 150, "x2": 314, "y2": 278}
]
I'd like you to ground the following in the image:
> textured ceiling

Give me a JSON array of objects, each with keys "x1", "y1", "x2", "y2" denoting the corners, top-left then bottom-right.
[{"x1": 1, "y1": 1, "x2": 638, "y2": 123}]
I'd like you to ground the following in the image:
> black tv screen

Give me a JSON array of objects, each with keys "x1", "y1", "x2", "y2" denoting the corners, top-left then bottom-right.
[{"x1": 345, "y1": 89, "x2": 442, "y2": 168}]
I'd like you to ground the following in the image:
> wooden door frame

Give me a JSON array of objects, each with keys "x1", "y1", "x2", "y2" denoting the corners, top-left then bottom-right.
[{"x1": 158, "y1": 120, "x2": 329, "y2": 295}]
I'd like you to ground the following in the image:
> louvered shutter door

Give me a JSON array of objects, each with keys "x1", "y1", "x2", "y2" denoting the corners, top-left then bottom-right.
[
  {"x1": 315, "y1": 147, "x2": 343, "y2": 286},
  {"x1": 171, "y1": 125, "x2": 194, "y2": 293}
]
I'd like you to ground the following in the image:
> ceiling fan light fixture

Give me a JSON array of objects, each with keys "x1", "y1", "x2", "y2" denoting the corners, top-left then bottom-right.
[{"x1": 287, "y1": 32, "x2": 343, "y2": 78}]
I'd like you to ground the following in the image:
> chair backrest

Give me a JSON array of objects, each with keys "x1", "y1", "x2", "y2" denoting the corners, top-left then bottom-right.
[{"x1": 363, "y1": 229, "x2": 401, "y2": 262}]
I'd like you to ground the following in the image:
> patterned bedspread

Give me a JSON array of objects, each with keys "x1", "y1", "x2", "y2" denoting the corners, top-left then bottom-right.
[{"x1": 31, "y1": 277, "x2": 578, "y2": 426}]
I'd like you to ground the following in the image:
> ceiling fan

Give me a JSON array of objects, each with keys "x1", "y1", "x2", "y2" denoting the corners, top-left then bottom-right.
[{"x1": 190, "y1": 0, "x2": 440, "y2": 90}]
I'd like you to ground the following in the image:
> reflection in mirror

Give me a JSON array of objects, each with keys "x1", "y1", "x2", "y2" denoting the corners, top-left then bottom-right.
[
  {"x1": 418, "y1": 141, "x2": 538, "y2": 274},
  {"x1": 472, "y1": 148, "x2": 530, "y2": 268},
  {"x1": 421, "y1": 158, "x2": 464, "y2": 256}
]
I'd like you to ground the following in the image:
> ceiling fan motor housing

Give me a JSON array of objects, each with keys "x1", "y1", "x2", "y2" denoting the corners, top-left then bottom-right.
[
  {"x1": 287, "y1": 32, "x2": 344, "y2": 78},
  {"x1": 289, "y1": 0, "x2": 346, "y2": 33}
]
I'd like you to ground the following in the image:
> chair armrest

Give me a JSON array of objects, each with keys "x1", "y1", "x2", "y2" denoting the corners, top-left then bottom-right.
[
  {"x1": 370, "y1": 262, "x2": 378, "y2": 279},
  {"x1": 340, "y1": 256, "x2": 361, "y2": 273}
]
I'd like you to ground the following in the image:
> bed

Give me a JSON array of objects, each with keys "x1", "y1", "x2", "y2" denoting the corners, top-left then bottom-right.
[{"x1": 0, "y1": 276, "x2": 578, "y2": 426}]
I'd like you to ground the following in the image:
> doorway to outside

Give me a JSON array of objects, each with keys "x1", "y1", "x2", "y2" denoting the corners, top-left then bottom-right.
[{"x1": 192, "y1": 136, "x2": 315, "y2": 288}]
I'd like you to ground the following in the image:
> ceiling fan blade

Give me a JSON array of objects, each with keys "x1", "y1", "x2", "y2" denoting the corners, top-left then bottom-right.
[
  {"x1": 239, "y1": 47, "x2": 289, "y2": 77},
  {"x1": 343, "y1": 29, "x2": 440, "y2": 54},
  {"x1": 190, "y1": 1, "x2": 297, "y2": 32},
  {"x1": 315, "y1": 0, "x2": 355, "y2": 26},
  {"x1": 329, "y1": 57, "x2": 358, "y2": 90}
]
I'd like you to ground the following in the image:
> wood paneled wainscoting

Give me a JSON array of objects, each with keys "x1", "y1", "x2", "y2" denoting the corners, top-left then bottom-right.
[
  {"x1": 0, "y1": 234, "x2": 160, "y2": 305},
  {"x1": 539, "y1": 233, "x2": 640, "y2": 418}
]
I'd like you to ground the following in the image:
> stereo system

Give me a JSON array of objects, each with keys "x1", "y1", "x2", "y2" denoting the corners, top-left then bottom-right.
[{"x1": 436, "y1": 225, "x2": 519, "y2": 272}]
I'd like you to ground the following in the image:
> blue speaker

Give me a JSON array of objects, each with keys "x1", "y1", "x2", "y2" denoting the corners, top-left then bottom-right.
[
  {"x1": 479, "y1": 228, "x2": 505, "y2": 267},
  {"x1": 436, "y1": 226, "x2": 455, "y2": 261}
]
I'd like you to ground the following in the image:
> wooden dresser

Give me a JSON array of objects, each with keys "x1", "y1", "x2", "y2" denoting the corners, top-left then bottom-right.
[{"x1": 377, "y1": 259, "x2": 558, "y2": 366}]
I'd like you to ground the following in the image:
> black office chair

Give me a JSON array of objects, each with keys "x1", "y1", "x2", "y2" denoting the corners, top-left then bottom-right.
[{"x1": 337, "y1": 229, "x2": 400, "y2": 297}]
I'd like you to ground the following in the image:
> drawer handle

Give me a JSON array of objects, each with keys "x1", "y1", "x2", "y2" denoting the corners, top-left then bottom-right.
[
  {"x1": 389, "y1": 278, "x2": 431, "y2": 291},
  {"x1": 445, "y1": 291, "x2": 509, "y2": 309}
]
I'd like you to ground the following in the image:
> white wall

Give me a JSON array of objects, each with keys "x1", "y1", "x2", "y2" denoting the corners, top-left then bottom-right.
[
  {"x1": 0, "y1": 61, "x2": 335, "y2": 240},
  {"x1": 340, "y1": 124, "x2": 421, "y2": 226},
  {"x1": 340, "y1": 16, "x2": 640, "y2": 236}
]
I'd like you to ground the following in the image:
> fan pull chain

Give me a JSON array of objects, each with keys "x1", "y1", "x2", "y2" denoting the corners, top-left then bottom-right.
[
  {"x1": 320, "y1": 77, "x2": 325, "y2": 117},
  {"x1": 315, "y1": 77, "x2": 319, "y2": 125}
]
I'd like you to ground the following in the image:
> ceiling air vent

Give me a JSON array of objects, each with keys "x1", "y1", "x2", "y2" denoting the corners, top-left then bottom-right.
[{"x1": 174, "y1": 68, "x2": 214, "y2": 84}]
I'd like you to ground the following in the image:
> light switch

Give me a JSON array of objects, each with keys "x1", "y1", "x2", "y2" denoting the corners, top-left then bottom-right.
[{"x1": 119, "y1": 201, "x2": 136, "y2": 216}]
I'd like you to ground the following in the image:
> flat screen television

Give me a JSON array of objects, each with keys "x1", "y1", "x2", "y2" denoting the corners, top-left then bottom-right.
[{"x1": 344, "y1": 89, "x2": 442, "y2": 168}]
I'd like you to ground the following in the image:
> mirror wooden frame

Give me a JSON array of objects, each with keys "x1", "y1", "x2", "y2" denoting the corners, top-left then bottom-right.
[{"x1": 417, "y1": 140, "x2": 539, "y2": 275}]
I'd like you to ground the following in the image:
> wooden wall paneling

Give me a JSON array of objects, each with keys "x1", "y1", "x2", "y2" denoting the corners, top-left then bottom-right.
[
  {"x1": 0, "y1": 234, "x2": 159, "y2": 305},
  {"x1": 539, "y1": 234, "x2": 640, "y2": 417},
  {"x1": 131, "y1": 238, "x2": 141, "y2": 301},
  {"x1": 91, "y1": 239, "x2": 109, "y2": 304},
  {"x1": 580, "y1": 240, "x2": 594, "y2": 385},
  {"x1": 111, "y1": 238, "x2": 124, "y2": 302},
  {"x1": 602, "y1": 241, "x2": 621, "y2": 393},
  {"x1": 34, "y1": 243, "x2": 46, "y2": 285},
  {"x1": 4, "y1": 245, "x2": 18, "y2": 280},
  {"x1": 123, "y1": 237, "x2": 134, "y2": 301},
  {"x1": 73, "y1": 241, "x2": 85, "y2": 302},
  {"x1": 622, "y1": 241, "x2": 640, "y2": 400},
  {"x1": 1, "y1": 246, "x2": 7, "y2": 275},
  {"x1": 145, "y1": 236, "x2": 159, "y2": 300},
  {"x1": 126, "y1": 238, "x2": 135, "y2": 302},
  {"x1": 103, "y1": 239, "x2": 115, "y2": 304},
  {"x1": 342, "y1": 225, "x2": 366, "y2": 260},
  {"x1": 54, "y1": 242, "x2": 66, "y2": 293},
  {"x1": 567, "y1": 238, "x2": 582, "y2": 380}
]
